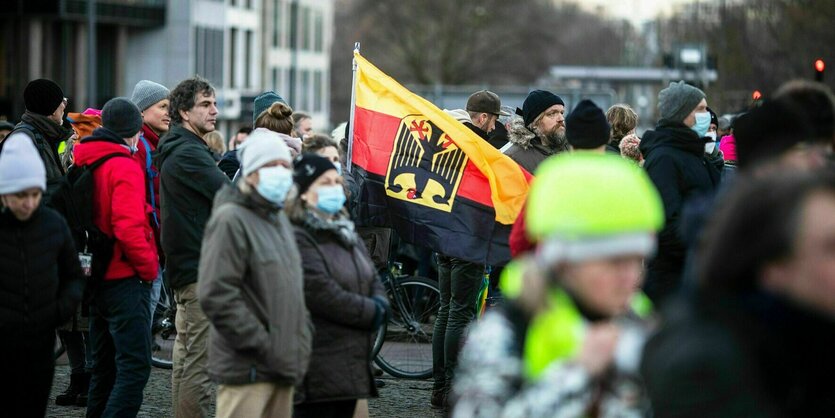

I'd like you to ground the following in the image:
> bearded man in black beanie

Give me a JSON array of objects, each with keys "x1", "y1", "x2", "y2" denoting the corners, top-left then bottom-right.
[
  {"x1": 0, "y1": 79, "x2": 74, "y2": 203},
  {"x1": 503, "y1": 89, "x2": 569, "y2": 173}
]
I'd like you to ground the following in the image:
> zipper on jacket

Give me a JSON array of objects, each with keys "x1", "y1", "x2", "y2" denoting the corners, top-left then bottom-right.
[{"x1": 17, "y1": 227, "x2": 29, "y2": 324}]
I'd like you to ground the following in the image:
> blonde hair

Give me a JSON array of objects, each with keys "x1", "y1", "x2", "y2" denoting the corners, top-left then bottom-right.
[
  {"x1": 203, "y1": 131, "x2": 226, "y2": 155},
  {"x1": 606, "y1": 104, "x2": 638, "y2": 143},
  {"x1": 255, "y1": 102, "x2": 295, "y2": 135}
]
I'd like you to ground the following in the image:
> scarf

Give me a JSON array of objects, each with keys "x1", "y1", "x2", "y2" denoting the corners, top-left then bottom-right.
[
  {"x1": 21, "y1": 111, "x2": 72, "y2": 143},
  {"x1": 301, "y1": 210, "x2": 358, "y2": 247}
]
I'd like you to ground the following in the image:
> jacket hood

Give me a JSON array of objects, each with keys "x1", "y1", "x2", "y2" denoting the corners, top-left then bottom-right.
[
  {"x1": 73, "y1": 127, "x2": 132, "y2": 166},
  {"x1": 155, "y1": 125, "x2": 206, "y2": 166},
  {"x1": 507, "y1": 114, "x2": 537, "y2": 149},
  {"x1": 444, "y1": 108, "x2": 471, "y2": 124},
  {"x1": 639, "y1": 122, "x2": 704, "y2": 158},
  {"x1": 214, "y1": 182, "x2": 280, "y2": 221}
]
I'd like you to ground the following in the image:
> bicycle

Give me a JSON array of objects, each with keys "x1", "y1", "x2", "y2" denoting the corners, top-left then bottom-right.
[
  {"x1": 372, "y1": 261, "x2": 441, "y2": 379},
  {"x1": 151, "y1": 279, "x2": 176, "y2": 369}
]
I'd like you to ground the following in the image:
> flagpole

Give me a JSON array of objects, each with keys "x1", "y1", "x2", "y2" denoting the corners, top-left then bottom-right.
[{"x1": 346, "y1": 42, "x2": 360, "y2": 174}]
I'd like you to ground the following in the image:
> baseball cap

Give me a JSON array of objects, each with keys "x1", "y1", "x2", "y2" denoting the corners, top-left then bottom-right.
[{"x1": 466, "y1": 90, "x2": 511, "y2": 116}]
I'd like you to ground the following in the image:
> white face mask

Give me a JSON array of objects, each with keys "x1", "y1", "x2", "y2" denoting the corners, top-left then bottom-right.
[{"x1": 704, "y1": 132, "x2": 717, "y2": 154}]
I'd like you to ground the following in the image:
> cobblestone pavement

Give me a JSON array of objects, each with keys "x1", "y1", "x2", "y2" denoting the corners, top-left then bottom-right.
[{"x1": 47, "y1": 362, "x2": 445, "y2": 417}]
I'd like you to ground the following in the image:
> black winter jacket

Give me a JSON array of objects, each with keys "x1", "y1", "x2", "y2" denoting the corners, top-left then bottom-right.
[
  {"x1": 0, "y1": 206, "x2": 84, "y2": 333},
  {"x1": 155, "y1": 125, "x2": 230, "y2": 290},
  {"x1": 639, "y1": 123, "x2": 720, "y2": 303}
]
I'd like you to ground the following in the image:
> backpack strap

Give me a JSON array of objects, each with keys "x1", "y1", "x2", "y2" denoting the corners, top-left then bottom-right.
[
  {"x1": 138, "y1": 134, "x2": 160, "y2": 228},
  {"x1": 87, "y1": 152, "x2": 133, "y2": 171}
]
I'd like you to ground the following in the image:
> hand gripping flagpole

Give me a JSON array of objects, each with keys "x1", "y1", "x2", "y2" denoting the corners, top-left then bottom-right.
[{"x1": 346, "y1": 42, "x2": 360, "y2": 174}]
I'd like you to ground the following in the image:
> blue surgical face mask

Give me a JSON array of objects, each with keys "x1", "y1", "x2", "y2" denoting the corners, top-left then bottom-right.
[
  {"x1": 255, "y1": 166, "x2": 293, "y2": 206},
  {"x1": 691, "y1": 111, "x2": 711, "y2": 138},
  {"x1": 315, "y1": 185, "x2": 346, "y2": 215},
  {"x1": 334, "y1": 162, "x2": 343, "y2": 177}
]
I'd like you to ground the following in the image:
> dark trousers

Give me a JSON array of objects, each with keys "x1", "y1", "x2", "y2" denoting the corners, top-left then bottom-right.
[
  {"x1": 294, "y1": 399, "x2": 357, "y2": 418},
  {"x1": 1, "y1": 329, "x2": 54, "y2": 418},
  {"x1": 59, "y1": 329, "x2": 92, "y2": 374},
  {"x1": 87, "y1": 278, "x2": 152, "y2": 418},
  {"x1": 432, "y1": 255, "x2": 484, "y2": 392}
]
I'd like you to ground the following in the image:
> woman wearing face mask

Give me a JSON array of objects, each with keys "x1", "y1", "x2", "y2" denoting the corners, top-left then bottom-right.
[
  {"x1": 286, "y1": 153, "x2": 388, "y2": 418},
  {"x1": 198, "y1": 128, "x2": 313, "y2": 418},
  {"x1": 638, "y1": 81, "x2": 722, "y2": 306}
]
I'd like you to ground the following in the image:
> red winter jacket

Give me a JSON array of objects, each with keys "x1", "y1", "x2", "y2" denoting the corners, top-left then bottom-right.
[{"x1": 73, "y1": 128, "x2": 159, "y2": 281}]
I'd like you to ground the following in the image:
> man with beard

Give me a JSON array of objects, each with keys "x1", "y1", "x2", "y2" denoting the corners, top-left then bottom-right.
[
  {"x1": 502, "y1": 90, "x2": 568, "y2": 173},
  {"x1": 0, "y1": 79, "x2": 74, "y2": 203}
]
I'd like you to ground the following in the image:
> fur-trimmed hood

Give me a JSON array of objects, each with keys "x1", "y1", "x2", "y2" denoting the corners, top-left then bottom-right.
[{"x1": 507, "y1": 114, "x2": 537, "y2": 150}]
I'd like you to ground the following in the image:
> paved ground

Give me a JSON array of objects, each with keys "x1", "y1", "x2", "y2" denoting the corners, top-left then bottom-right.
[{"x1": 47, "y1": 361, "x2": 444, "y2": 417}]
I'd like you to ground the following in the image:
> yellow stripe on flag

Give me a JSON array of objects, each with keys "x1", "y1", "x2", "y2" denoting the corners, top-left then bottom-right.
[{"x1": 353, "y1": 52, "x2": 530, "y2": 225}]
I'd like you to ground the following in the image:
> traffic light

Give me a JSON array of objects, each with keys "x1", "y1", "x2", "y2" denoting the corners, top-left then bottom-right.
[
  {"x1": 752, "y1": 90, "x2": 762, "y2": 101},
  {"x1": 815, "y1": 59, "x2": 825, "y2": 82}
]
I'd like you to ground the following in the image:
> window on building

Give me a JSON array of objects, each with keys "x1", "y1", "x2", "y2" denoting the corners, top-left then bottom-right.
[
  {"x1": 314, "y1": 10, "x2": 323, "y2": 52},
  {"x1": 245, "y1": 30, "x2": 252, "y2": 88},
  {"x1": 313, "y1": 70, "x2": 322, "y2": 112},
  {"x1": 272, "y1": 0, "x2": 282, "y2": 47},
  {"x1": 272, "y1": 68, "x2": 278, "y2": 91},
  {"x1": 229, "y1": 28, "x2": 237, "y2": 88},
  {"x1": 300, "y1": 6, "x2": 310, "y2": 51},
  {"x1": 300, "y1": 70, "x2": 310, "y2": 111},
  {"x1": 195, "y1": 26, "x2": 224, "y2": 88}
]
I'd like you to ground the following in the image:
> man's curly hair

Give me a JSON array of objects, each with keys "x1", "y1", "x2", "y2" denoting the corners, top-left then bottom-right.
[{"x1": 168, "y1": 76, "x2": 215, "y2": 125}]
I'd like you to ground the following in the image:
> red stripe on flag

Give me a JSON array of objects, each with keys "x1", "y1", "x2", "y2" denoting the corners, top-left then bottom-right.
[{"x1": 352, "y1": 107, "x2": 399, "y2": 176}]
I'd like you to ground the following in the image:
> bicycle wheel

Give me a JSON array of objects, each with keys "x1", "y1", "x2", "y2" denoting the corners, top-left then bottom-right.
[
  {"x1": 374, "y1": 276, "x2": 440, "y2": 379},
  {"x1": 151, "y1": 307, "x2": 176, "y2": 369}
]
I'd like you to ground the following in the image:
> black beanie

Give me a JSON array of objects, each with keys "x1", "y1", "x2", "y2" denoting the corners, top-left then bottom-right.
[
  {"x1": 565, "y1": 99, "x2": 610, "y2": 150},
  {"x1": 23, "y1": 79, "x2": 64, "y2": 116},
  {"x1": 735, "y1": 99, "x2": 813, "y2": 169},
  {"x1": 516, "y1": 90, "x2": 565, "y2": 127},
  {"x1": 101, "y1": 97, "x2": 143, "y2": 138},
  {"x1": 707, "y1": 107, "x2": 718, "y2": 127},
  {"x1": 293, "y1": 153, "x2": 339, "y2": 194}
]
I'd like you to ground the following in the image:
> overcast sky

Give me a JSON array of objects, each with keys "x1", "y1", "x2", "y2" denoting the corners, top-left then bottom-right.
[{"x1": 572, "y1": 0, "x2": 693, "y2": 26}]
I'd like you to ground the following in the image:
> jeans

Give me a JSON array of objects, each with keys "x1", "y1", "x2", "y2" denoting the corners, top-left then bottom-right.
[
  {"x1": 87, "y1": 278, "x2": 152, "y2": 418},
  {"x1": 59, "y1": 330, "x2": 92, "y2": 374},
  {"x1": 172, "y1": 283, "x2": 213, "y2": 418},
  {"x1": 432, "y1": 255, "x2": 484, "y2": 393},
  {"x1": 148, "y1": 270, "x2": 162, "y2": 326}
]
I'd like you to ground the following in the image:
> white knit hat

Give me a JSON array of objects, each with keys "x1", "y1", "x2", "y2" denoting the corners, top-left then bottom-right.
[
  {"x1": 0, "y1": 137, "x2": 46, "y2": 194},
  {"x1": 239, "y1": 128, "x2": 291, "y2": 176}
]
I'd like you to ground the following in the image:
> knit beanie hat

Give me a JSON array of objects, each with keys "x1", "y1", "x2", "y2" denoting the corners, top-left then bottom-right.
[
  {"x1": 101, "y1": 97, "x2": 143, "y2": 138},
  {"x1": 707, "y1": 107, "x2": 718, "y2": 127},
  {"x1": 253, "y1": 91, "x2": 288, "y2": 125},
  {"x1": 658, "y1": 81, "x2": 706, "y2": 124},
  {"x1": 293, "y1": 153, "x2": 339, "y2": 194},
  {"x1": 565, "y1": 99, "x2": 610, "y2": 150},
  {"x1": 23, "y1": 79, "x2": 64, "y2": 116},
  {"x1": 130, "y1": 80, "x2": 170, "y2": 112},
  {"x1": 0, "y1": 136, "x2": 46, "y2": 194},
  {"x1": 239, "y1": 128, "x2": 291, "y2": 176},
  {"x1": 517, "y1": 90, "x2": 565, "y2": 127}
]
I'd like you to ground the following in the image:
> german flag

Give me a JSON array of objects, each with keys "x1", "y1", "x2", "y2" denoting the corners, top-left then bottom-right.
[{"x1": 350, "y1": 52, "x2": 532, "y2": 266}]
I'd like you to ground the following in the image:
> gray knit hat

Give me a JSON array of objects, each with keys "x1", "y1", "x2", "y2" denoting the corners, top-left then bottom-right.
[
  {"x1": 0, "y1": 136, "x2": 46, "y2": 194},
  {"x1": 102, "y1": 98, "x2": 143, "y2": 138},
  {"x1": 130, "y1": 80, "x2": 170, "y2": 112},
  {"x1": 253, "y1": 91, "x2": 287, "y2": 125},
  {"x1": 658, "y1": 81, "x2": 706, "y2": 124}
]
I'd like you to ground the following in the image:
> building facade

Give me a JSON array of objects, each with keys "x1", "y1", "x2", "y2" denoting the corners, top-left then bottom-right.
[{"x1": 1, "y1": 0, "x2": 333, "y2": 139}]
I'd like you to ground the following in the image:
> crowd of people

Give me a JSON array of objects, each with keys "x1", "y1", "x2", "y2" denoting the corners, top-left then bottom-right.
[{"x1": 0, "y1": 71, "x2": 834, "y2": 418}]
